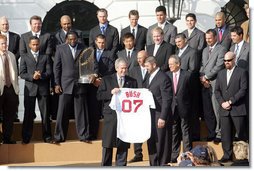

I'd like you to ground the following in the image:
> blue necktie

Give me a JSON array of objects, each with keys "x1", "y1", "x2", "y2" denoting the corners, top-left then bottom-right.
[
  {"x1": 101, "y1": 26, "x2": 105, "y2": 35},
  {"x1": 97, "y1": 50, "x2": 102, "y2": 62}
]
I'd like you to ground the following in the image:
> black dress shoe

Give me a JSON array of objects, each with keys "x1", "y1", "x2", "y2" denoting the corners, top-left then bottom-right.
[
  {"x1": 129, "y1": 156, "x2": 143, "y2": 163},
  {"x1": 14, "y1": 118, "x2": 20, "y2": 122},
  {"x1": 44, "y1": 138, "x2": 53, "y2": 143},
  {"x1": 206, "y1": 137, "x2": 215, "y2": 141},
  {"x1": 170, "y1": 159, "x2": 177, "y2": 163},
  {"x1": 219, "y1": 157, "x2": 232, "y2": 163},
  {"x1": 213, "y1": 138, "x2": 221, "y2": 143},
  {"x1": 3, "y1": 140, "x2": 16, "y2": 144}
]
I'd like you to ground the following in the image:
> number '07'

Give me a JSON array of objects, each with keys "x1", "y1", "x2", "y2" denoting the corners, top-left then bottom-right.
[{"x1": 122, "y1": 99, "x2": 143, "y2": 113}]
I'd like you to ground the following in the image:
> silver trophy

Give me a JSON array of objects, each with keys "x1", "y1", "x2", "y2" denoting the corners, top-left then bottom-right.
[{"x1": 78, "y1": 47, "x2": 95, "y2": 84}]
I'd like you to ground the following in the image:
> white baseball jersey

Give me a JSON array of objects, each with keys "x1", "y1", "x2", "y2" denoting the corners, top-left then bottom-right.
[{"x1": 109, "y1": 88, "x2": 155, "y2": 143}]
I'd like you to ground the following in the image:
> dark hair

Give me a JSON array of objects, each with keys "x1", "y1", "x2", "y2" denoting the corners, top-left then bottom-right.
[
  {"x1": 66, "y1": 30, "x2": 78, "y2": 39},
  {"x1": 97, "y1": 8, "x2": 108, "y2": 15},
  {"x1": 122, "y1": 32, "x2": 135, "y2": 41},
  {"x1": 29, "y1": 15, "x2": 42, "y2": 24},
  {"x1": 185, "y1": 13, "x2": 197, "y2": 21},
  {"x1": 129, "y1": 10, "x2": 139, "y2": 18},
  {"x1": 29, "y1": 36, "x2": 40, "y2": 42},
  {"x1": 175, "y1": 33, "x2": 186, "y2": 40},
  {"x1": 96, "y1": 34, "x2": 106, "y2": 40},
  {"x1": 230, "y1": 26, "x2": 244, "y2": 36},
  {"x1": 155, "y1": 6, "x2": 166, "y2": 14},
  {"x1": 206, "y1": 29, "x2": 217, "y2": 37}
]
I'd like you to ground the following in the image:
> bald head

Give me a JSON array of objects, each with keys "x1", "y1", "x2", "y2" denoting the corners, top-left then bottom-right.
[
  {"x1": 60, "y1": 15, "x2": 72, "y2": 32},
  {"x1": 224, "y1": 51, "x2": 236, "y2": 69},
  {"x1": 137, "y1": 50, "x2": 148, "y2": 66},
  {"x1": 0, "y1": 16, "x2": 9, "y2": 33}
]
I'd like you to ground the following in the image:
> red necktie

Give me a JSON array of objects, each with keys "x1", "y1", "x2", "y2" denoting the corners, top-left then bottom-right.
[
  {"x1": 173, "y1": 73, "x2": 178, "y2": 94},
  {"x1": 219, "y1": 29, "x2": 223, "y2": 42},
  {"x1": 3, "y1": 53, "x2": 11, "y2": 87}
]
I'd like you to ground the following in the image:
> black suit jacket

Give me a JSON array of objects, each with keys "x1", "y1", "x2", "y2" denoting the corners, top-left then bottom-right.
[
  {"x1": 94, "y1": 49, "x2": 115, "y2": 77},
  {"x1": 54, "y1": 43, "x2": 86, "y2": 95},
  {"x1": 20, "y1": 52, "x2": 52, "y2": 96},
  {"x1": 147, "y1": 69, "x2": 172, "y2": 120},
  {"x1": 54, "y1": 29, "x2": 84, "y2": 46},
  {"x1": 120, "y1": 24, "x2": 147, "y2": 51},
  {"x1": 117, "y1": 49, "x2": 139, "y2": 73},
  {"x1": 97, "y1": 73, "x2": 137, "y2": 148},
  {"x1": 129, "y1": 66, "x2": 149, "y2": 88},
  {"x1": 89, "y1": 24, "x2": 119, "y2": 54},
  {"x1": 20, "y1": 31, "x2": 53, "y2": 57},
  {"x1": 147, "y1": 41, "x2": 173, "y2": 72},
  {"x1": 166, "y1": 70, "x2": 191, "y2": 118},
  {"x1": 215, "y1": 25, "x2": 232, "y2": 51},
  {"x1": 215, "y1": 67, "x2": 248, "y2": 117}
]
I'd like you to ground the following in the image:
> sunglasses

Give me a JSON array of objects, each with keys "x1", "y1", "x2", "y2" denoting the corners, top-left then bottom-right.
[{"x1": 224, "y1": 58, "x2": 234, "y2": 62}]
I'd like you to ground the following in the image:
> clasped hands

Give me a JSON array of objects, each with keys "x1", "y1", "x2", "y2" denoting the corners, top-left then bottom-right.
[
  {"x1": 33, "y1": 71, "x2": 41, "y2": 80},
  {"x1": 200, "y1": 76, "x2": 210, "y2": 88}
]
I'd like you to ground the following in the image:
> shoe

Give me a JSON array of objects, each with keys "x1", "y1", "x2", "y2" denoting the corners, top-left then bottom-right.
[
  {"x1": 14, "y1": 118, "x2": 20, "y2": 122},
  {"x1": 44, "y1": 138, "x2": 53, "y2": 143},
  {"x1": 218, "y1": 157, "x2": 232, "y2": 163},
  {"x1": 80, "y1": 139, "x2": 92, "y2": 144},
  {"x1": 3, "y1": 140, "x2": 16, "y2": 144},
  {"x1": 170, "y1": 159, "x2": 177, "y2": 163},
  {"x1": 206, "y1": 137, "x2": 215, "y2": 141},
  {"x1": 22, "y1": 140, "x2": 29, "y2": 144},
  {"x1": 129, "y1": 156, "x2": 143, "y2": 163},
  {"x1": 213, "y1": 138, "x2": 221, "y2": 143},
  {"x1": 51, "y1": 139, "x2": 64, "y2": 144}
]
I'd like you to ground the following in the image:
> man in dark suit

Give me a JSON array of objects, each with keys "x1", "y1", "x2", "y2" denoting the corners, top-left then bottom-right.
[
  {"x1": 230, "y1": 26, "x2": 249, "y2": 71},
  {"x1": 117, "y1": 33, "x2": 138, "y2": 73},
  {"x1": 146, "y1": 6, "x2": 177, "y2": 49},
  {"x1": 0, "y1": 34, "x2": 19, "y2": 144},
  {"x1": 53, "y1": 31, "x2": 94, "y2": 143},
  {"x1": 20, "y1": 36, "x2": 52, "y2": 144},
  {"x1": 97, "y1": 58, "x2": 137, "y2": 166},
  {"x1": 166, "y1": 55, "x2": 192, "y2": 163},
  {"x1": 0, "y1": 16, "x2": 20, "y2": 122},
  {"x1": 182, "y1": 13, "x2": 206, "y2": 63},
  {"x1": 86, "y1": 34, "x2": 115, "y2": 140},
  {"x1": 144, "y1": 56, "x2": 172, "y2": 166},
  {"x1": 120, "y1": 10, "x2": 147, "y2": 51},
  {"x1": 214, "y1": 12, "x2": 232, "y2": 51},
  {"x1": 20, "y1": 15, "x2": 53, "y2": 57},
  {"x1": 89, "y1": 8, "x2": 119, "y2": 55},
  {"x1": 200, "y1": 29, "x2": 226, "y2": 142},
  {"x1": 147, "y1": 27, "x2": 173, "y2": 72},
  {"x1": 215, "y1": 51, "x2": 248, "y2": 163},
  {"x1": 175, "y1": 33, "x2": 200, "y2": 141},
  {"x1": 128, "y1": 50, "x2": 149, "y2": 163},
  {"x1": 54, "y1": 15, "x2": 84, "y2": 46}
]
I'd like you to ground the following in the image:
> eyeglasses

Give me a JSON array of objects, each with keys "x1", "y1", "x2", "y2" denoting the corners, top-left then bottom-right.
[{"x1": 224, "y1": 58, "x2": 234, "y2": 62}]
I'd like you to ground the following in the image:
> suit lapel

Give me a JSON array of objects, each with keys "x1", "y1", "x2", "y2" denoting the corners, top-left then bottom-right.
[
  {"x1": 8, "y1": 33, "x2": 14, "y2": 51},
  {"x1": 136, "y1": 25, "x2": 141, "y2": 40},
  {"x1": 227, "y1": 68, "x2": 236, "y2": 88},
  {"x1": 59, "y1": 30, "x2": 66, "y2": 44},
  {"x1": 188, "y1": 28, "x2": 198, "y2": 40},
  {"x1": 176, "y1": 71, "x2": 184, "y2": 94}
]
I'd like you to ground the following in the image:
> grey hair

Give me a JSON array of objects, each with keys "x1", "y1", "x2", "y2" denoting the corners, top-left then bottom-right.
[
  {"x1": 169, "y1": 54, "x2": 181, "y2": 65},
  {"x1": 145, "y1": 56, "x2": 157, "y2": 65},
  {"x1": 115, "y1": 57, "x2": 128, "y2": 69}
]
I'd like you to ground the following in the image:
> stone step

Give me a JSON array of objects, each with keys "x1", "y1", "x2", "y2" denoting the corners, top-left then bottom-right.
[{"x1": 0, "y1": 140, "x2": 223, "y2": 165}]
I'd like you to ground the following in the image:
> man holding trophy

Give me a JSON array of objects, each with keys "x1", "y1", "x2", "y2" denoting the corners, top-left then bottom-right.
[{"x1": 52, "y1": 31, "x2": 97, "y2": 143}]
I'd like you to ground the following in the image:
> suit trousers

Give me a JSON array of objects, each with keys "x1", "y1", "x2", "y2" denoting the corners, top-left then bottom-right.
[
  {"x1": 134, "y1": 143, "x2": 143, "y2": 158},
  {"x1": 54, "y1": 92, "x2": 89, "y2": 141},
  {"x1": 171, "y1": 112, "x2": 192, "y2": 161},
  {"x1": 0, "y1": 85, "x2": 19, "y2": 142},
  {"x1": 201, "y1": 86, "x2": 216, "y2": 139},
  {"x1": 221, "y1": 115, "x2": 247, "y2": 159},
  {"x1": 22, "y1": 94, "x2": 51, "y2": 142},
  {"x1": 101, "y1": 147, "x2": 128, "y2": 166}
]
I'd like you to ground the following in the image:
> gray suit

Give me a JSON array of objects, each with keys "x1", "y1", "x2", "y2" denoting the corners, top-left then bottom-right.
[
  {"x1": 146, "y1": 22, "x2": 177, "y2": 47},
  {"x1": 200, "y1": 43, "x2": 226, "y2": 139},
  {"x1": 215, "y1": 26, "x2": 232, "y2": 51},
  {"x1": 117, "y1": 49, "x2": 138, "y2": 73},
  {"x1": 230, "y1": 41, "x2": 249, "y2": 71},
  {"x1": 20, "y1": 31, "x2": 53, "y2": 57},
  {"x1": 182, "y1": 27, "x2": 206, "y2": 64}
]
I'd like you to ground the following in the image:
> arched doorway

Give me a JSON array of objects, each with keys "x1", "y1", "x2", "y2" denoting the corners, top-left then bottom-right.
[{"x1": 41, "y1": 0, "x2": 99, "y2": 46}]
